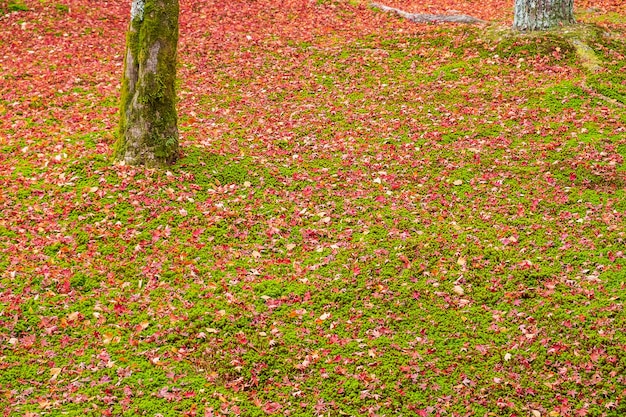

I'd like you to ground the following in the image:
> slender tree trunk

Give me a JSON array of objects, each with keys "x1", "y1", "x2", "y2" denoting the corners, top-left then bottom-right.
[
  {"x1": 116, "y1": 0, "x2": 179, "y2": 166},
  {"x1": 513, "y1": 0, "x2": 575, "y2": 31}
]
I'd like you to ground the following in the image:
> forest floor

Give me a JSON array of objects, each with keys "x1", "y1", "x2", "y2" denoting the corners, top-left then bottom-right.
[{"x1": 1, "y1": 0, "x2": 626, "y2": 416}]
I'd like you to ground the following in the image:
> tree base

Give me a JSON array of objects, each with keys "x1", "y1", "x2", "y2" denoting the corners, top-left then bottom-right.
[
  {"x1": 487, "y1": 23, "x2": 608, "y2": 72},
  {"x1": 485, "y1": 23, "x2": 626, "y2": 106}
]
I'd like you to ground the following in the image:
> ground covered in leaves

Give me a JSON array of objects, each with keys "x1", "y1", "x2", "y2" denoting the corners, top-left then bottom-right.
[{"x1": 1, "y1": 0, "x2": 626, "y2": 416}]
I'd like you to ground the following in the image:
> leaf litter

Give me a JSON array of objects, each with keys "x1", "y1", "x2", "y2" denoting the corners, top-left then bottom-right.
[{"x1": 0, "y1": 0, "x2": 625, "y2": 416}]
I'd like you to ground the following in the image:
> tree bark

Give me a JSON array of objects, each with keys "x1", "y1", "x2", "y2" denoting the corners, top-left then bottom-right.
[
  {"x1": 116, "y1": 0, "x2": 179, "y2": 166},
  {"x1": 513, "y1": 0, "x2": 575, "y2": 31}
]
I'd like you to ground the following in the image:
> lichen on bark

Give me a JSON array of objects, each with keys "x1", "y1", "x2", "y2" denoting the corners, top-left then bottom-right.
[
  {"x1": 131, "y1": 0, "x2": 144, "y2": 20},
  {"x1": 116, "y1": 0, "x2": 179, "y2": 167}
]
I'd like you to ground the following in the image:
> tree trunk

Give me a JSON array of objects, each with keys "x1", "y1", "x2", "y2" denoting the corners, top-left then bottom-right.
[
  {"x1": 116, "y1": 0, "x2": 179, "y2": 166},
  {"x1": 513, "y1": 0, "x2": 575, "y2": 31}
]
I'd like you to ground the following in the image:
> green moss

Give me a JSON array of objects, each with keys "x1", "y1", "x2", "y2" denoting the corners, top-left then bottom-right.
[
  {"x1": 55, "y1": 3, "x2": 69, "y2": 13},
  {"x1": 7, "y1": 1, "x2": 28, "y2": 12},
  {"x1": 587, "y1": 71, "x2": 626, "y2": 104}
]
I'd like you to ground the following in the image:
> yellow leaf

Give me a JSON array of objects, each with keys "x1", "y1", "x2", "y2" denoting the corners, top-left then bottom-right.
[
  {"x1": 50, "y1": 367, "x2": 62, "y2": 381},
  {"x1": 67, "y1": 311, "x2": 81, "y2": 321},
  {"x1": 102, "y1": 332, "x2": 114, "y2": 345}
]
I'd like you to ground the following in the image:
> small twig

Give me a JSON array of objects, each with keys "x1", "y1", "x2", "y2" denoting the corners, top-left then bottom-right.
[{"x1": 371, "y1": 2, "x2": 485, "y2": 24}]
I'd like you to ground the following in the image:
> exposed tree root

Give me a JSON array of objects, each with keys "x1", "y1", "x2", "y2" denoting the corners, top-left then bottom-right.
[
  {"x1": 371, "y1": 2, "x2": 485, "y2": 24},
  {"x1": 571, "y1": 38, "x2": 602, "y2": 72},
  {"x1": 581, "y1": 83, "x2": 626, "y2": 108}
]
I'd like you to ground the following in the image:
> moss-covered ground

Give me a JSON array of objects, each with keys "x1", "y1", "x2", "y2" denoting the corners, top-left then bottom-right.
[{"x1": 1, "y1": 0, "x2": 625, "y2": 416}]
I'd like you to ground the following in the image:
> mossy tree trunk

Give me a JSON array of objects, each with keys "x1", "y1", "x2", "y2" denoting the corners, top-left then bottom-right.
[
  {"x1": 513, "y1": 0, "x2": 575, "y2": 31},
  {"x1": 116, "y1": 0, "x2": 179, "y2": 166}
]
